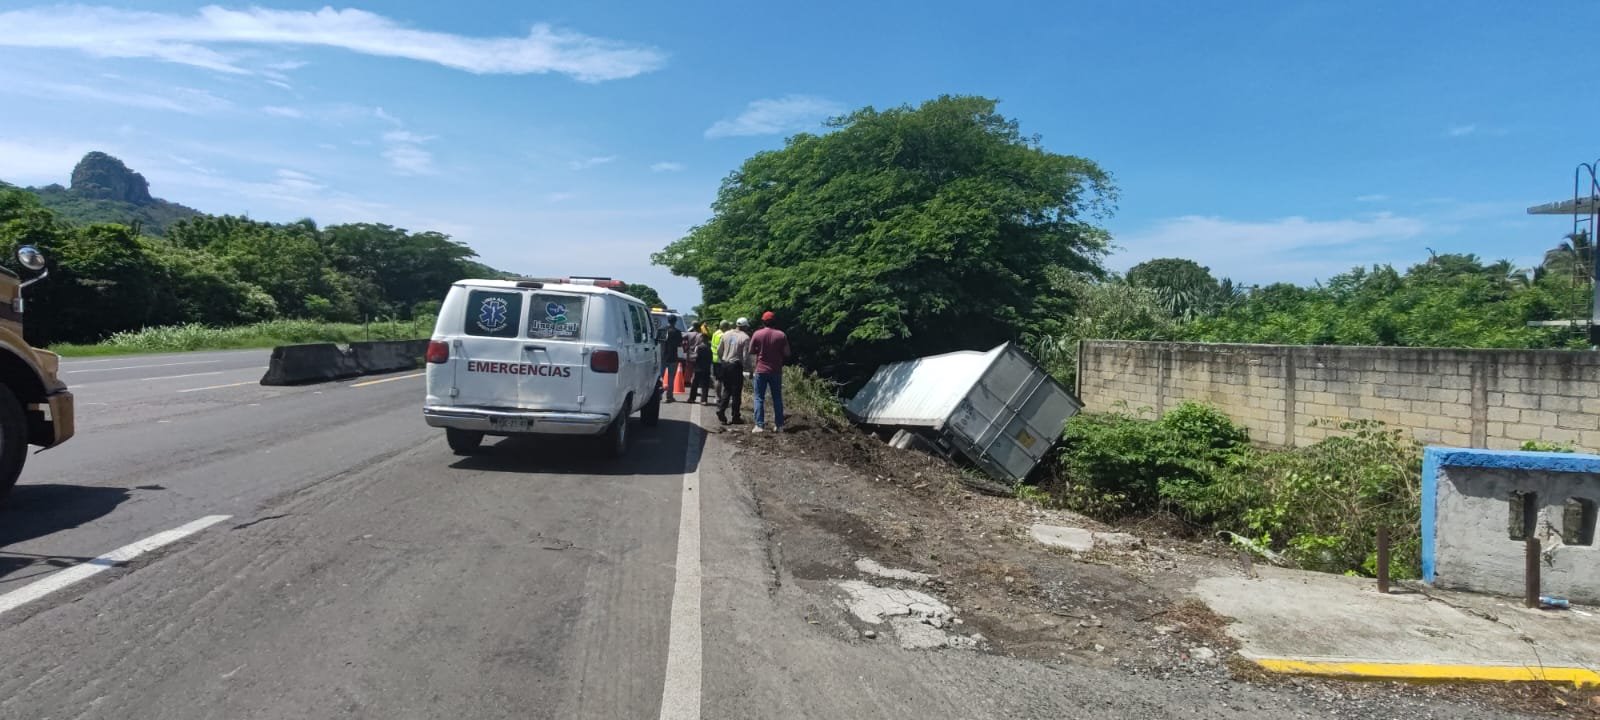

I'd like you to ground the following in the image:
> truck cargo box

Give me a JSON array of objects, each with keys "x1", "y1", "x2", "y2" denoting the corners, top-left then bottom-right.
[{"x1": 845, "y1": 342, "x2": 1081, "y2": 483}]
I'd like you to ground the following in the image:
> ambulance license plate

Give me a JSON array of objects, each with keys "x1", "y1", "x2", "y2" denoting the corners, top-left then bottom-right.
[{"x1": 495, "y1": 418, "x2": 535, "y2": 433}]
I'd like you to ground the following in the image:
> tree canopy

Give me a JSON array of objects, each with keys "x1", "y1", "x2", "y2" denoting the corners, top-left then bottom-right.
[
  {"x1": 1125, "y1": 258, "x2": 1241, "y2": 320},
  {"x1": 0, "y1": 187, "x2": 503, "y2": 345},
  {"x1": 1187, "y1": 253, "x2": 1582, "y2": 349},
  {"x1": 654, "y1": 95, "x2": 1116, "y2": 376},
  {"x1": 618, "y1": 283, "x2": 665, "y2": 308}
]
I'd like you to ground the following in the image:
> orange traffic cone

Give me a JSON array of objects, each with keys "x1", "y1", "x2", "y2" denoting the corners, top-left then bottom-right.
[{"x1": 674, "y1": 363, "x2": 687, "y2": 393}]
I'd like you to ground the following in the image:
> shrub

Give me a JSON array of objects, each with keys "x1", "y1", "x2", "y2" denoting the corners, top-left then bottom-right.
[
  {"x1": 1054, "y1": 401, "x2": 1249, "y2": 518},
  {"x1": 1208, "y1": 421, "x2": 1424, "y2": 576},
  {"x1": 1051, "y1": 405, "x2": 1424, "y2": 577}
]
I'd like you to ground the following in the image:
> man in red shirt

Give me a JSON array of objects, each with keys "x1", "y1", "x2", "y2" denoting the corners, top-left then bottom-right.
[{"x1": 749, "y1": 310, "x2": 790, "y2": 433}]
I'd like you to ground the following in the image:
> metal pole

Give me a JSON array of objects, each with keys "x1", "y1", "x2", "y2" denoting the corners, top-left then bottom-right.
[
  {"x1": 1525, "y1": 536, "x2": 1541, "y2": 609},
  {"x1": 1585, "y1": 163, "x2": 1600, "y2": 346},
  {"x1": 1376, "y1": 527, "x2": 1390, "y2": 594}
]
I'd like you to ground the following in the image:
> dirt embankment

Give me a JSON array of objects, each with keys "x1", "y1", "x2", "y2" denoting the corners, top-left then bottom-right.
[{"x1": 718, "y1": 413, "x2": 1597, "y2": 718}]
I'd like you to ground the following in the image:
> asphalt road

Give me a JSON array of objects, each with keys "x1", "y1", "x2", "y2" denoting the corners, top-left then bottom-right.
[{"x1": 0, "y1": 351, "x2": 1533, "y2": 719}]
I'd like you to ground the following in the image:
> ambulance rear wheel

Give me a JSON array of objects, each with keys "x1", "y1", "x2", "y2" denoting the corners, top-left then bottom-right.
[
  {"x1": 604, "y1": 399, "x2": 631, "y2": 458},
  {"x1": 640, "y1": 387, "x2": 661, "y2": 427},
  {"x1": 446, "y1": 428, "x2": 483, "y2": 455}
]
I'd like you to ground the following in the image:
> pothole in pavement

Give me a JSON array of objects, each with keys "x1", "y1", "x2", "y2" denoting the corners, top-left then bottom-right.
[{"x1": 835, "y1": 558, "x2": 985, "y2": 651}]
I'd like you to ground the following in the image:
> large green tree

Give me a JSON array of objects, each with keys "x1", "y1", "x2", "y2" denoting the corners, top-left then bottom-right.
[
  {"x1": 618, "y1": 283, "x2": 665, "y2": 308},
  {"x1": 654, "y1": 95, "x2": 1116, "y2": 375},
  {"x1": 1125, "y1": 257, "x2": 1236, "y2": 320}
]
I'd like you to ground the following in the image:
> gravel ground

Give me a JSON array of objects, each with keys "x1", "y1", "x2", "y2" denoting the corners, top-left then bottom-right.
[{"x1": 718, "y1": 413, "x2": 1597, "y2": 718}]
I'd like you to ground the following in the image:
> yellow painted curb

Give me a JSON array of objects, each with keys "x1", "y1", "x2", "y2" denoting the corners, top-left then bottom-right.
[{"x1": 1253, "y1": 657, "x2": 1600, "y2": 686}]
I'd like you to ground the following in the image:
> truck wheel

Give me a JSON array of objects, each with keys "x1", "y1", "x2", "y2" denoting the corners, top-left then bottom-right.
[
  {"x1": 0, "y1": 384, "x2": 28, "y2": 500},
  {"x1": 640, "y1": 386, "x2": 662, "y2": 427},
  {"x1": 446, "y1": 428, "x2": 483, "y2": 455},
  {"x1": 605, "y1": 399, "x2": 631, "y2": 458}
]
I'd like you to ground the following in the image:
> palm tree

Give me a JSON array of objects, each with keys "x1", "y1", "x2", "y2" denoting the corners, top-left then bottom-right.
[
  {"x1": 1541, "y1": 230, "x2": 1595, "y2": 286},
  {"x1": 1485, "y1": 259, "x2": 1534, "y2": 289}
]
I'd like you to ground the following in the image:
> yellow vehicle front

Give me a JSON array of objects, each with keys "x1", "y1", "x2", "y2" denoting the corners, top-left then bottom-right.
[{"x1": 0, "y1": 245, "x2": 74, "y2": 498}]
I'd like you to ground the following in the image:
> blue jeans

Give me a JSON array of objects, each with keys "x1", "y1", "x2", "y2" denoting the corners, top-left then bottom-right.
[{"x1": 753, "y1": 372, "x2": 784, "y2": 428}]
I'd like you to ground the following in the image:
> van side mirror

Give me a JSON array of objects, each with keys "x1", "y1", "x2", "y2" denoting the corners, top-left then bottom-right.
[{"x1": 655, "y1": 327, "x2": 670, "y2": 343}]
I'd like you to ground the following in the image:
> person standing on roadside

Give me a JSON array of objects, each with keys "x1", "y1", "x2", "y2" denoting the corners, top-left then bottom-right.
[
  {"x1": 681, "y1": 323, "x2": 706, "y2": 396},
  {"x1": 716, "y1": 317, "x2": 753, "y2": 425},
  {"x1": 749, "y1": 311, "x2": 791, "y2": 433},
  {"x1": 711, "y1": 320, "x2": 731, "y2": 402},
  {"x1": 688, "y1": 323, "x2": 715, "y2": 404},
  {"x1": 661, "y1": 315, "x2": 683, "y2": 403}
]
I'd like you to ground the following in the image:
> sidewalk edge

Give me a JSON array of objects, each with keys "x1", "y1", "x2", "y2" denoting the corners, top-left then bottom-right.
[{"x1": 1248, "y1": 656, "x2": 1600, "y2": 686}]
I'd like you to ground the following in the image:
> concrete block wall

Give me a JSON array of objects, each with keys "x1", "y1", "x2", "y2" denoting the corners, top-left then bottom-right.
[
  {"x1": 1423, "y1": 448, "x2": 1600, "y2": 603},
  {"x1": 1076, "y1": 341, "x2": 1600, "y2": 451}
]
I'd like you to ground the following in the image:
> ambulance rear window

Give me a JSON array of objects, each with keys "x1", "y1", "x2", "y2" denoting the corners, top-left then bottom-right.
[
  {"x1": 528, "y1": 294, "x2": 585, "y2": 340},
  {"x1": 463, "y1": 290, "x2": 522, "y2": 338}
]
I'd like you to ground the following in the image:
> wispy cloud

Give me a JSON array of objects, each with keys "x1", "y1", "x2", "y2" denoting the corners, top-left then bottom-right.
[
  {"x1": 271, "y1": 168, "x2": 324, "y2": 194},
  {"x1": 0, "y1": 138, "x2": 101, "y2": 185},
  {"x1": 569, "y1": 155, "x2": 616, "y2": 170},
  {"x1": 261, "y1": 105, "x2": 304, "y2": 119},
  {"x1": 158, "y1": 164, "x2": 389, "y2": 221},
  {"x1": 544, "y1": 192, "x2": 577, "y2": 203},
  {"x1": 265, "y1": 60, "x2": 307, "y2": 72},
  {"x1": 1115, "y1": 213, "x2": 1429, "y2": 285},
  {"x1": 383, "y1": 130, "x2": 435, "y2": 144},
  {"x1": 706, "y1": 95, "x2": 844, "y2": 138},
  {"x1": 1446, "y1": 124, "x2": 1478, "y2": 138},
  {"x1": 381, "y1": 129, "x2": 435, "y2": 175},
  {"x1": 373, "y1": 107, "x2": 401, "y2": 126},
  {"x1": 650, "y1": 161, "x2": 685, "y2": 172},
  {"x1": 167, "y1": 154, "x2": 216, "y2": 176},
  {"x1": 1354, "y1": 194, "x2": 1389, "y2": 202},
  {"x1": 0, "y1": 77, "x2": 229, "y2": 115},
  {"x1": 0, "y1": 6, "x2": 666, "y2": 81}
]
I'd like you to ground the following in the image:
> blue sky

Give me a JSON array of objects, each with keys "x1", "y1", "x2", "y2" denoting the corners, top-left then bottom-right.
[{"x1": 0, "y1": 2, "x2": 1595, "y2": 310}]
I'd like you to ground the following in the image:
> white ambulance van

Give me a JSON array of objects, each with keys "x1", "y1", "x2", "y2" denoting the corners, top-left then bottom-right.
[{"x1": 423, "y1": 278, "x2": 664, "y2": 456}]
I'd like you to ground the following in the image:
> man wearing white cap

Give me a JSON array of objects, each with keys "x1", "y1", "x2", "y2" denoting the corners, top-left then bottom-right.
[{"x1": 715, "y1": 317, "x2": 753, "y2": 424}]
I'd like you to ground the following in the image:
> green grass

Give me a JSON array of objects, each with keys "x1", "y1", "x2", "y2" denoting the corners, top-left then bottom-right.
[
  {"x1": 782, "y1": 365, "x2": 848, "y2": 429},
  {"x1": 51, "y1": 319, "x2": 432, "y2": 357}
]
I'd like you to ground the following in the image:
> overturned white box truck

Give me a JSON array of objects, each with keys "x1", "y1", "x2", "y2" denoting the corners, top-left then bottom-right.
[{"x1": 845, "y1": 342, "x2": 1080, "y2": 484}]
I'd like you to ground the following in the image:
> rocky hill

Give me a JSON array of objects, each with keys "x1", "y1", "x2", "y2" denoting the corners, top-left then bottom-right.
[{"x1": 17, "y1": 152, "x2": 202, "y2": 235}]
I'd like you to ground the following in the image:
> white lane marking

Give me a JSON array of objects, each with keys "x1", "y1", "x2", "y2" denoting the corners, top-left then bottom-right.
[
  {"x1": 64, "y1": 360, "x2": 219, "y2": 374},
  {"x1": 60, "y1": 351, "x2": 263, "y2": 368},
  {"x1": 349, "y1": 371, "x2": 425, "y2": 388},
  {"x1": 69, "y1": 370, "x2": 230, "y2": 390},
  {"x1": 178, "y1": 380, "x2": 258, "y2": 393},
  {"x1": 658, "y1": 403, "x2": 703, "y2": 720},
  {"x1": 0, "y1": 515, "x2": 231, "y2": 615}
]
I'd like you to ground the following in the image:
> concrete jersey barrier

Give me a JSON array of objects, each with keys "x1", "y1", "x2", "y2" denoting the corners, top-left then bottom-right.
[
  {"x1": 350, "y1": 339, "x2": 428, "y2": 374},
  {"x1": 260, "y1": 339, "x2": 426, "y2": 386}
]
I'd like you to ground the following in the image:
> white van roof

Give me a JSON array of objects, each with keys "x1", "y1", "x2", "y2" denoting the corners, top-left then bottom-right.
[{"x1": 451, "y1": 278, "x2": 646, "y2": 304}]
